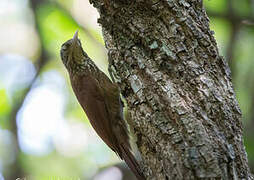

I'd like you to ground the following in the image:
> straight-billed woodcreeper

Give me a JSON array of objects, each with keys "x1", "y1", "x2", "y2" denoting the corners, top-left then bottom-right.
[{"x1": 60, "y1": 31, "x2": 144, "y2": 180}]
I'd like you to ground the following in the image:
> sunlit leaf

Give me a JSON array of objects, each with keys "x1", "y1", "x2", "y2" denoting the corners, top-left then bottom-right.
[
  {"x1": 0, "y1": 89, "x2": 11, "y2": 128},
  {"x1": 0, "y1": 89, "x2": 10, "y2": 115}
]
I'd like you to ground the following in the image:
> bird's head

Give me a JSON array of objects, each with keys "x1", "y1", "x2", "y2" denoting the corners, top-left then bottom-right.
[{"x1": 60, "y1": 31, "x2": 86, "y2": 71}]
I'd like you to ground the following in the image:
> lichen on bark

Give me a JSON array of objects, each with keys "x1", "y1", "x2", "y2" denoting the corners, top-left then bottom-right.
[{"x1": 89, "y1": 0, "x2": 253, "y2": 179}]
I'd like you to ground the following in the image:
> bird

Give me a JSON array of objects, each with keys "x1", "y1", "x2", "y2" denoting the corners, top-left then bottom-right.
[{"x1": 60, "y1": 31, "x2": 145, "y2": 180}]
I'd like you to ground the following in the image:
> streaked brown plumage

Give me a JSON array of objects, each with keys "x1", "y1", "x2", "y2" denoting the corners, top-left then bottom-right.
[{"x1": 60, "y1": 31, "x2": 144, "y2": 180}]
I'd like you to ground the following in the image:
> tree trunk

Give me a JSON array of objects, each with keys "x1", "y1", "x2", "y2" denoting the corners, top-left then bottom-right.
[{"x1": 89, "y1": 0, "x2": 253, "y2": 179}]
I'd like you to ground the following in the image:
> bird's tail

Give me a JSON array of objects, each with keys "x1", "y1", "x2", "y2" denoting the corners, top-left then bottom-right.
[{"x1": 120, "y1": 145, "x2": 145, "y2": 180}]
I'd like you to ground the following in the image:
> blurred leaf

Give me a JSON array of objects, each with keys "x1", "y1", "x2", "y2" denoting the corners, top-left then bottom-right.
[
  {"x1": 234, "y1": 27, "x2": 254, "y2": 86},
  {"x1": 235, "y1": 88, "x2": 252, "y2": 123},
  {"x1": 232, "y1": 0, "x2": 251, "y2": 16},
  {"x1": 67, "y1": 106, "x2": 89, "y2": 123},
  {"x1": 233, "y1": 27, "x2": 254, "y2": 124},
  {"x1": 36, "y1": 3, "x2": 79, "y2": 56},
  {"x1": 244, "y1": 135, "x2": 254, "y2": 166},
  {"x1": 55, "y1": 0, "x2": 73, "y2": 9},
  {"x1": 36, "y1": 3, "x2": 107, "y2": 73},
  {"x1": 89, "y1": 28, "x2": 105, "y2": 45},
  {"x1": 21, "y1": 152, "x2": 85, "y2": 179},
  {"x1": 0, "y1": 89, "x2": 10, "y2": 115},
  {"x1": 0, "y1": 89, "x2": 11, "y2": 128},
  {"x1": 209, "y1": 18, "x2": 231, "y2": 56},
  {"x1": 204, "y1": 0, "x2": 228, "y2": 13}
]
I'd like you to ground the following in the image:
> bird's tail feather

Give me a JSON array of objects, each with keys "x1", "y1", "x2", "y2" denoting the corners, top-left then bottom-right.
[{"x1": 120, "y1": 145, "x2": 145, "y2": 180}]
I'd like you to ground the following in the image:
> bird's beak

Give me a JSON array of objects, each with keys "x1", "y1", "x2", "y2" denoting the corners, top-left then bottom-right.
[
  {"x1": 66, "y1": 30, "x2": 79, "y2": 65},
  {"x1": 72, "y1": 30, "x2": 79, "y2": 46}
]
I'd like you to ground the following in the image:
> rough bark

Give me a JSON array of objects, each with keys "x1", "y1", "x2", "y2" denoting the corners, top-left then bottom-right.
[{"x1": 89, "y1": 0, "x2": 253, "y2": 179}]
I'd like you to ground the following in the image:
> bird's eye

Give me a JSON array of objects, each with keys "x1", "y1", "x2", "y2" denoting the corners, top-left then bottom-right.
[
  {"x1": 62, "y1": 43, "x2": 70, "y2": 50},
  {"x1": 62, "y1": 45, "x2": 67, "y2": 50}
]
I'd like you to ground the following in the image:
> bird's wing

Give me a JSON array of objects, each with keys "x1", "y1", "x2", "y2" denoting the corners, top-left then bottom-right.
[
  {"x1": 98, "y1": 73, "x2": 122, "y2": 121},
  {"x1": 71, "y1": 74, "x2": 119, "y2": 152},
  {"x1": 98, "y1": 72, "x2": 130, "y2": 146},
  {"x1": 71, "y1": 74, "x2": 145, "y2": 180}
]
